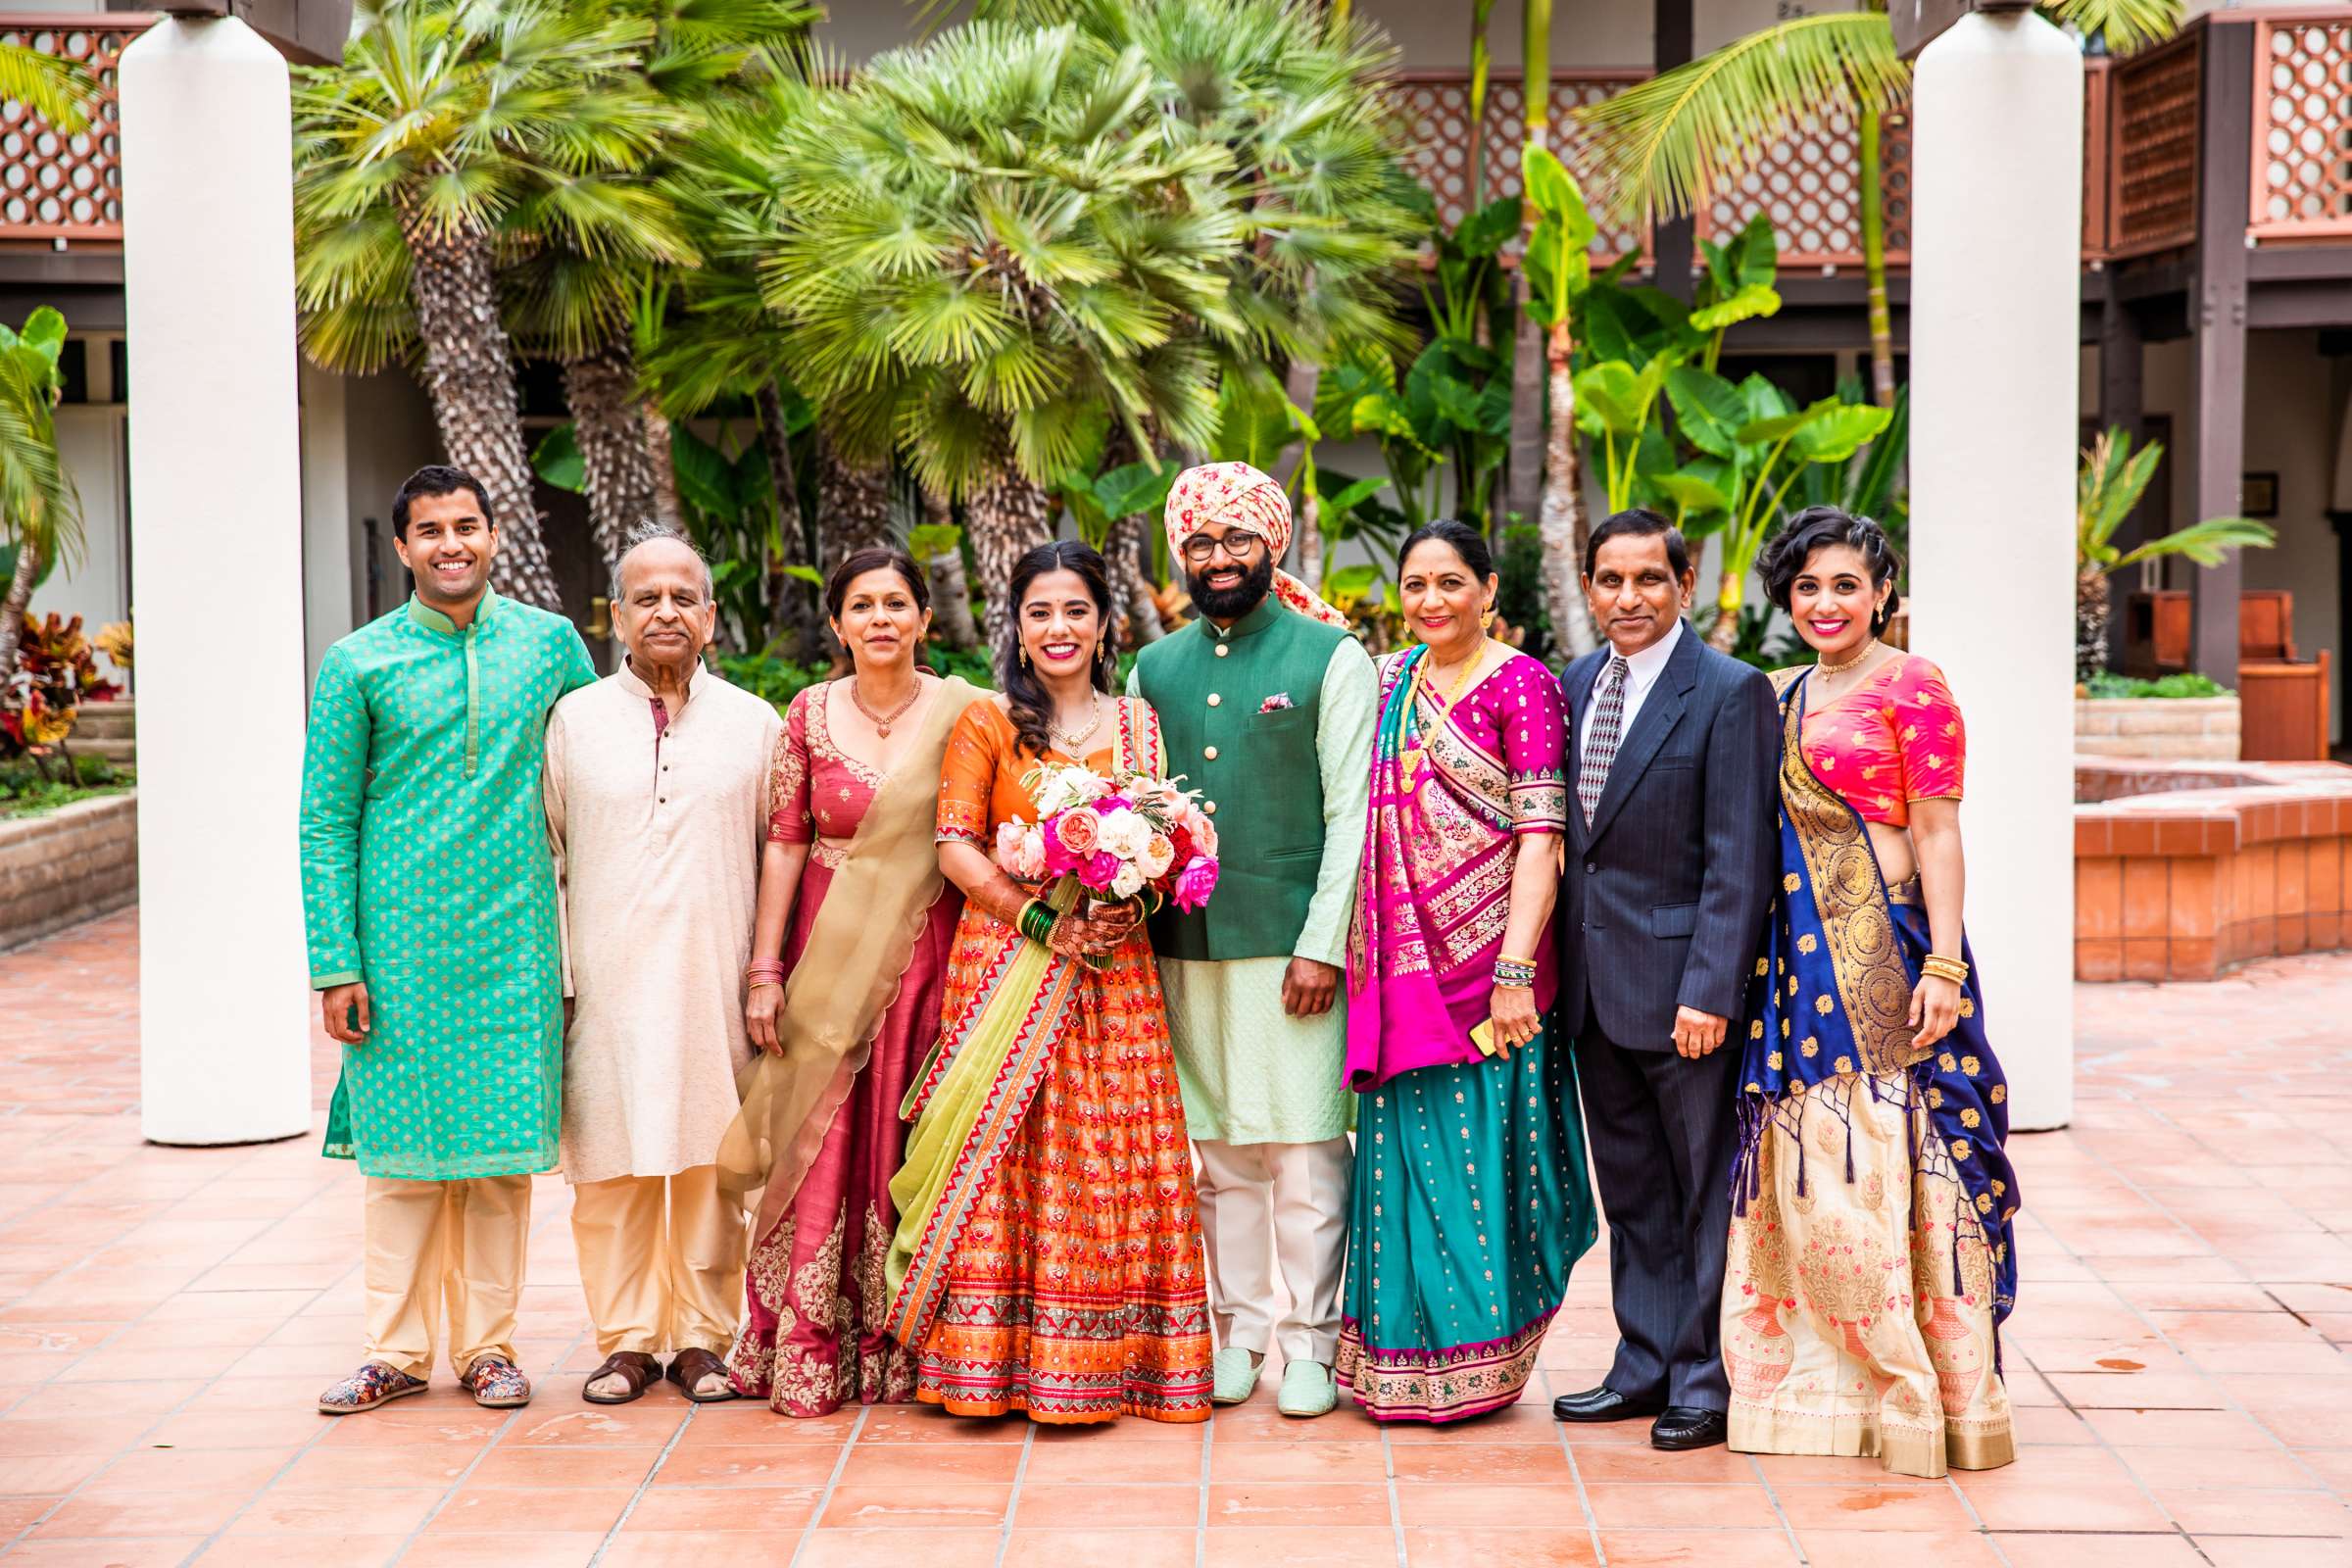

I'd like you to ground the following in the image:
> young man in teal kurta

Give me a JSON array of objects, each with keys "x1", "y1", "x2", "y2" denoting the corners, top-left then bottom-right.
[
  {"x1": 301, "y1": 465, "x2": 596, "y2": 1415},
  {"x1": 1131, "y1": 463, "x2": 1375, "y2": 1418}
]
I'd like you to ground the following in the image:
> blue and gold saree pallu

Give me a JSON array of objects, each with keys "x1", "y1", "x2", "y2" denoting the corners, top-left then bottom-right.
[{"x1": 1721, "y1": 667, "x2": 2020, "y2": 1477}]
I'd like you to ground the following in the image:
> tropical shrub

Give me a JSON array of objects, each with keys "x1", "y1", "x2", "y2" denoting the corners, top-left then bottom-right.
[{"x1": 2076, "y1": 427, "x2": 2273, "y2": 682}]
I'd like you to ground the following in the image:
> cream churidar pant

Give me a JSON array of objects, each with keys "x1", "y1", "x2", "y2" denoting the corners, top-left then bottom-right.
[
  {"x1": 363, "y1": 1174, "x2": 531, "y2": 1379},
  {"x1": 570, "y1": 1164, "x2": 747, "y2": 1356},
  {"x1": 1195, "y1": 1136, "x2": 1351, "y2": 1363}
]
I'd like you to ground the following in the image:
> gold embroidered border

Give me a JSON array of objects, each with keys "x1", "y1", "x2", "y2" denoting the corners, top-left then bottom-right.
[{"x1": 1780, "y1": 679, "x2": 1927, "y2": 1074}]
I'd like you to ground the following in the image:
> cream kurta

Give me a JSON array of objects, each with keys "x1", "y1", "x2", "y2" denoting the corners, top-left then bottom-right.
[{"x1": 545, "y1": 662, "x2": 781, "y2": 1186}]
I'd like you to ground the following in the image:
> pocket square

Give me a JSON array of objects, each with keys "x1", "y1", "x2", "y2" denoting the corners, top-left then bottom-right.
[{"x1": 1258, "y1": 693, "x2": 1294, "y2": 713}]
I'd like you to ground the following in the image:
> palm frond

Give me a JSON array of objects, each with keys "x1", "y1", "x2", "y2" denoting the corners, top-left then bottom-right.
[
  {"x1": 2044, "y1": 0, "x2": 2181, "y2": 56},
  {"x1": 2116, "y1": 516, "x2": 2276, "y2": 569},
  {"x1": 1572, "y1": 12, "x2": 1906, "y2": 227},
  {"x1": 0, "y1": 42, "x2": 96, "y2": 133}
]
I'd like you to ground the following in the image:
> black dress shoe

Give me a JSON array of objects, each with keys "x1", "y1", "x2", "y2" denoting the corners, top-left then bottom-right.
[
  {"x1": 1650, "y1": 1406, "x2": 1728, "y2": 1449},
  {"x1": 1551, "y1": 1385, "x2": 1666, "y2": 1423}
]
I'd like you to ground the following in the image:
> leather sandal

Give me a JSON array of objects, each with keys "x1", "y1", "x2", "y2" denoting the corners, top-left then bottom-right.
[
  {"x1": 583, "y1": 1350, "x2": 660, "y2": 1405},
  {"x1": 666, "y1": 1347, "x2": 738, "y2": 1403}
]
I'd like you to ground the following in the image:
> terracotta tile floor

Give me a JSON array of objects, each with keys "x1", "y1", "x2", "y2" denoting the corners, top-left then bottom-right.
[{"x1": 1, "y1": 909, "x2": 2348, "y2": 1565}]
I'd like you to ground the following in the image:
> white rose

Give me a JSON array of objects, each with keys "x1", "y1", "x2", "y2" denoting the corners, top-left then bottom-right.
[
  {"x1": 1110, "y1": 862, "x2": 1146, "y2": 899},
  {"x1": 1095, "y1": 808, "x2": 1152, "y2": 861}
]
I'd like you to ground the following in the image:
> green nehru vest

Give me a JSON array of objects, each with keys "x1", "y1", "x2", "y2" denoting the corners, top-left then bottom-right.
[{"x1": 1134, "y1": 597, "x2": 1349, "y2": 960}]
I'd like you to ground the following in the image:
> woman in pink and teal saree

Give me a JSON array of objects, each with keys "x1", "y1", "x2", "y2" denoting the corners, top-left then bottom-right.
[{"x1": 1338, "y1": 520, "x2": 1597, "y2": 1424}]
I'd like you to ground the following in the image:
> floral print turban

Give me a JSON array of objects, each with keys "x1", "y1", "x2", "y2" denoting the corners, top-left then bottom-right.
[{"x1": 1162, "y1": 461, "x2": 1349, "y2": 628}]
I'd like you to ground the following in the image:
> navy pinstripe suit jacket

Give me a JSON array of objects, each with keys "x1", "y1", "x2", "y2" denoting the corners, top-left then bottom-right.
[{"x1": 1556, "y1": 624, "x2": 1780, "y2": 1051}]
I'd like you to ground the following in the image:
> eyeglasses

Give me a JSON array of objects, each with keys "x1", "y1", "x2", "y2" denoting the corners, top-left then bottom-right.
[{"x1": 1180, "y1": 530, "x2": 1265, "y2": 564}]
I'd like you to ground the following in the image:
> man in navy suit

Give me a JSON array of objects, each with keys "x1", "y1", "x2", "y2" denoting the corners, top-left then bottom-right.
[{"x1": 1552, "y1": 508, "x2": 1777, "y2": 1451}]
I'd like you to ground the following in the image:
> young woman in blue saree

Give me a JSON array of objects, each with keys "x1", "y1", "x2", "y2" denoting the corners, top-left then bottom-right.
[{"x1": 1724, "y1": 510, "x2": 2020, "y2": 1478}]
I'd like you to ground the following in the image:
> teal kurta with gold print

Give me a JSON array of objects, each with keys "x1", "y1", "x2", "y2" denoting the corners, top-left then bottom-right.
[{"x1": 300, "y1": 593, "x2": 597, "y2": 1180}]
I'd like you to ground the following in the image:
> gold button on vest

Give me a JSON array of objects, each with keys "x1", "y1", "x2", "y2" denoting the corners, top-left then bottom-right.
[
  {"x1": 1207, "y1": 693, "x2": 1221, "y2": 707},
  {"x1": 1203, "y1": 745, "x2": 1219, "y2": 760}
]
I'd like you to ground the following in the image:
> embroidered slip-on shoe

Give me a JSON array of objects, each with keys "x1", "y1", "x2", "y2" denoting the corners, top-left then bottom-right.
[
  {"x1": 318, "y1": 1361, "x2": 427, "y2": 1415},
  {"x1": 460, "y1": 1354, "x2": 532, "y2": 1408},
  {"x1": 1210, "y1": 1347, "x2": 1262, "y2": 1405},
  {"x1": 1276, "y1": 1359, "x2": 1337, "y2": 1418}
]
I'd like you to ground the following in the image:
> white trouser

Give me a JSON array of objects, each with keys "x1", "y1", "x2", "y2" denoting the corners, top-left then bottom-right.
[{"x1": 1194, "y1": 1136, "x2": 1351, "y2": 1364}]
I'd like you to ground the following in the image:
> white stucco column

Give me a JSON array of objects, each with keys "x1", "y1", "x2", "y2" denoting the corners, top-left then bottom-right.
[
  {"x1": 122, "y1": 17, "x2": 313, "y2": 1145},
  {"x1": 1907, "y1": 10, "x2": 2080, "y2": 1131}
]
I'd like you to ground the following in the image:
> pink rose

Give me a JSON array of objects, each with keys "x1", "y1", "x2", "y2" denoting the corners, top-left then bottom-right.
[
  {"x1": 1083, "y1": 850, "x2": 1122, "y2": 890},
  {"x1": 1173, "y1": 855, "x2": 1219, "y2": 911},
  {"x1": 1055, "y1": 807, "x2": 1102, "y2": 857},
  {"x1": 995, "y1": 819, "x2": 1026, "y2": 872}
]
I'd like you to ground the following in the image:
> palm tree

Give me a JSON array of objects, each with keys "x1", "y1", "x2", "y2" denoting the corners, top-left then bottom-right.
[
  {"x1": 0, "y1": 309, "x2": 81, "y2": 691},
  {"x1": 2076, "y1": 427, "x2": 2272, "y2": 681},
  {"x1": 0, "y1": 41, "x2": 96, "y2": 135},
  {"x1": 1571, "y1": 0, "x2": 2182, "y2": 415},
  {"x1": 1503, "y1": 0, "x2": 1550, "y2": 539},
  {"x1": 760, "y1": 22, "x2": 1245, "y2": 645},
  {"x1": 510, "y1": 1, "x2": 816, "y2": 579},
  {"x1": 293, "y1": 0, "x2": 677, "y2": 612}
]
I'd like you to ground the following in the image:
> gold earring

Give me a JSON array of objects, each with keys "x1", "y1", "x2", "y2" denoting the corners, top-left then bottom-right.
[
  {"x1": 1019, "y1": 645, "x2": 1030, "y2": 667},
  {"x1": 1480, "y1": 606, "x2": 1495, "y2": 632}
]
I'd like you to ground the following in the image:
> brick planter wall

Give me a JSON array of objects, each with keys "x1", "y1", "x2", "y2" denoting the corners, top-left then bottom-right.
[
  {"x1": 0, "y1": 793, "x2": 137, "y2": 954},
  {"x1": 2075, "y1": 759, "x2": 2352, "y2": 980},
  {"x1": 2075, "y1": 696, "x2": 2241, "y2": 761}
]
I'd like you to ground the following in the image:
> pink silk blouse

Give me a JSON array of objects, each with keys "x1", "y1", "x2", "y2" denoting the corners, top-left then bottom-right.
[{"x1": 1798, "y1": 654, "x2": 1966, "y2": 827}]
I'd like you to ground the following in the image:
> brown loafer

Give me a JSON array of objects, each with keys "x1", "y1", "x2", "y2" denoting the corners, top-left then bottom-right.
[
  {"x1": 666, "y1": 1347, "x2": 738, "y2": 1403},
  {"x1": 583, "y1": 1350, "x2": 660, "y2": 1405}
]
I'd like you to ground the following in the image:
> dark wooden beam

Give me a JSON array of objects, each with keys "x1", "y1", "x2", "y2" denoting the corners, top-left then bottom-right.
[
  {"x1": 1649, "y1": 0, "x2": 1695, "y2": 303},
  {"x1": 2190, "y1": 21, "x2": 2253, "y2": 685},
  {"x1": 2098, "y1": 289, "x2": 2149, "y2": 670},
  {"x1": 2248, "y1": 283, "x2": 2352, "y2": 330}
]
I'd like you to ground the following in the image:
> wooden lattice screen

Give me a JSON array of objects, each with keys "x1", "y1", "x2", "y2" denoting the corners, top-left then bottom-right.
[
  {"x1": 0, "y1": 15, "x2": 151, "y2": 244},
  {"x1": 2250, "y1": 19, "x2": 2352, "y2": 242},
  {"x1": 2107, "y1": 28, "x2": 2203, "y2": 257}
]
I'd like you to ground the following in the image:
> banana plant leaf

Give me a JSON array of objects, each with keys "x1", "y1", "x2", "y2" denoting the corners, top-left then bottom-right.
[{"x1": 1664, "y1": 366, "x2": 1748, "y2": 459}]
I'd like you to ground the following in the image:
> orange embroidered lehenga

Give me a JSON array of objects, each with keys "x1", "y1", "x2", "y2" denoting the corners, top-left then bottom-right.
[{"x1": 881, "y1": 697, "x2": 1212, "y2": 1424}]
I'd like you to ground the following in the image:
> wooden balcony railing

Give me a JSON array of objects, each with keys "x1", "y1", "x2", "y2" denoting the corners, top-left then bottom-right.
[
  {"x1": 1395, "y1": 15, "x2": 2352, "y2": 276},
  {"x1": 0, "y1": 14, "x2": 151, "y2": 246},
  {"x1": 2248, "y1": 16, "x2": 2352, "y2": 243}
]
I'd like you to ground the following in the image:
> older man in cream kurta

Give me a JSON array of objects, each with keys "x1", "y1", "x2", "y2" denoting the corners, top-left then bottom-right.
[{"x1": 545, "y1": 528, "x2": 781, "y2": 1403}]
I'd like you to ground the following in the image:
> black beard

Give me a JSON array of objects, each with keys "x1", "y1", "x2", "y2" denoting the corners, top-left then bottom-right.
[{"x1": 1186, "y1": 555, "x2": 1274, "y2": 621}]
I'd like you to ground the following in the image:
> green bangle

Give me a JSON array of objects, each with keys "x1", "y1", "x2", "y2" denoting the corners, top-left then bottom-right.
[{"x1": 1018, "y1": 898, "x2": 1058, "y2": 947}]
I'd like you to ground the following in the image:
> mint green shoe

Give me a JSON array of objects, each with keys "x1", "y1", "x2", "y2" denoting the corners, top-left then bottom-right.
[
  {"x1": 1210, "y1": 1347, "x2": 1262, "y2": 1405},
  {"x1": 1276, "y1": 1359, "x2": 1337, "y2": 1418}
]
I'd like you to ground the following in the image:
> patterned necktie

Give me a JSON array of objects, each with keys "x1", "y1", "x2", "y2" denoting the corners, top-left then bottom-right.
[{"x1": 1579, "y1": 655, "x2": 1630, "y2": 827}]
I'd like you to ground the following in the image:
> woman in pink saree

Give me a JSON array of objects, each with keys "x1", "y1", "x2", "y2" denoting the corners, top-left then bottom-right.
[{"x1": 1339, "y1": 520, "x2": 1597, "y2": 1423}]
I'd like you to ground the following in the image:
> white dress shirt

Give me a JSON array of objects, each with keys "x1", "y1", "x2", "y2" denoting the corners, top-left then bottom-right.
[{"x1": 1578, "y1": 615, "x2": 1685, "y2": 759}]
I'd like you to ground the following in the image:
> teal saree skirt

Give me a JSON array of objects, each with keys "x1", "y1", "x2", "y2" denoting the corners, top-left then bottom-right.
[{"x1": 1334, "y1": 1025, "x2": 1597, "y2": 1423}]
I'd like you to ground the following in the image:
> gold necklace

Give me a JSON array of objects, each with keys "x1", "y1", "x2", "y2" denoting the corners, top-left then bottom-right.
[
  {"x1": 845, "y1": 674, "x2": 920, "y2": 737},
  {"x1": 1405, "y1": 642, "x2": 1484, "y2": 781},
  {"x1": 1817, "y1": 638, "x2": 1877, "y2": 676},
  {"x1": 1051, "y1": 692, "x2": 1105, "y2": 755}
]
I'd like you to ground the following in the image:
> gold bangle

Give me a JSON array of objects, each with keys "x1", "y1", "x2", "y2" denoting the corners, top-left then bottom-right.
[{"x1": 1921, "y1": 955, "x2": 1969, "y2": 984}]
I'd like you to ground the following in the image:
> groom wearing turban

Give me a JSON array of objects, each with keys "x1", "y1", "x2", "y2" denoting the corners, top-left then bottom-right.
[{"x1": 1128, "y1": 462, "x2": 1375, "y2": 1417}]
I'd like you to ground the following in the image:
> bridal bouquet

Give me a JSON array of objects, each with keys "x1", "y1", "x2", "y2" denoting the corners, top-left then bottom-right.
[{"x1": 995, "y1": 762, "x2": 1221, "y2": 923}]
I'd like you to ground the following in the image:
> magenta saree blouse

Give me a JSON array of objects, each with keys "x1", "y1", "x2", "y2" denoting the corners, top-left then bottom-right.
[{"x1": 1345, "y1": 647, "x2": 1568, "y2": 1091}]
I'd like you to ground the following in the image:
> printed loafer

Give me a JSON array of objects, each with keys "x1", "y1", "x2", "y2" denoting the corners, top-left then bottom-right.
[
  {"x1": 461, "y1": 1354, "x2": 532, "y2": 1408},
  {"x1": 318, "y1": 1361, "x2": 427, "y2": 1415}
]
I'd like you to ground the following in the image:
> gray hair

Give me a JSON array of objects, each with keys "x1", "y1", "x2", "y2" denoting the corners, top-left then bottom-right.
[{"x1": 609, "y1": 521, "x2": 714, "y2": 605}]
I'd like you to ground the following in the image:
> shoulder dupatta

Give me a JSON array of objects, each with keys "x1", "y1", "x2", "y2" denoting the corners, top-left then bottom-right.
[
  {"x1": 1735, "y1": 666, "x2": 2020, "y2": 1325},
  {"x1": 879, "y1": 693, "x2": 1158, "y2": 1348},
  {"x1": 716, "y1": 675, "x2": 981, "y2": 1243}
]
